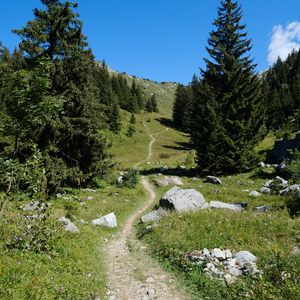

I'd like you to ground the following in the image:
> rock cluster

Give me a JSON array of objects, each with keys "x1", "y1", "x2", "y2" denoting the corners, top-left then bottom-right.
[
  {"x1": 141, "y1": 187, "x2": 247, "y2": 223},
  {"x1": 206, "y1": 176, "x2": 222, "y2": 185},
  {"x1": 186, "y1": 248, "x2": 260, "y2": 285}
]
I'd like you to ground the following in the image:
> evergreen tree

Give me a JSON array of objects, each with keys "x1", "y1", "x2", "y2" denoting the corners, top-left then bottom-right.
[
  {"x1": 191, "y1": 0, "x2": 265, "y2": 174},
  {"x1": 109, "y1": 97, "x2": 121, "y2": 133},
  {"x1": 150, "y1": 94, "x2": 159, "y2": 113},
  {"x1": 145, "y1": 97, "x2": 154, "y2": 112},
  {"x1": 127, "y1": 112, "x2": 136, "y2": 137},
  {"x1": 12, "y1": 0, "x2": 112, "y2": 186}
]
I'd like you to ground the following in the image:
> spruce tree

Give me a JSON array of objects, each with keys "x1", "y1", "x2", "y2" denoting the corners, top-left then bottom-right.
[
  {"x1": 150, "y1": 94, "x2": 159, "y2": 113},
  {"x1": 191, "y1": 0, "x2": 265, "y2": 174},
  {"x1": 145, "y1": 97, "x2": 154, "y2": 112},
  {"x1": 13, "y1": 0, "x2": 112, "y2": 186},
  {"x1": 127, "y1": 112, "x2": 136, "y2": 137}
]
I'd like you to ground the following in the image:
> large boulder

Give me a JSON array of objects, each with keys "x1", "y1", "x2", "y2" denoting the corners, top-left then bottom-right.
[
  {"x1": 58, "y1": 216, "x2": 80, "y2": 234},
  {"x1": 209, "y1": 201, "x2": 245, "y2": 211},
  {"x1": 141, "y1": 207, "x2": 167, "y2": 223},
  {"x1": 279, "y1": 184, "x2": 300, "y2": 195},
  {"x1": 159, "y1": 186, "x2": 208, "y2": 212},
  {"x1": 92, "y1": 212, "x2": 117, "y2": 228}
]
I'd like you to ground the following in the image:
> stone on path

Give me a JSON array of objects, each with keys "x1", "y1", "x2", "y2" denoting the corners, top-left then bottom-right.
[
  {"x1": 159, "y1": 186, "x2": 207, "y2": 212},
  {"x1": 92, "y1": 212, "x2": 117, "y2": 228}
]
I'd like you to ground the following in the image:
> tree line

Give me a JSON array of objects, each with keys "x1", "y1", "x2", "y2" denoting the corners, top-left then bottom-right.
[
  {"x1": 0, "y1": 0, "x2": 158, "y2": 196},
  {"x1": 173, "y1": 0, "x2": 300, "y2": 175}
]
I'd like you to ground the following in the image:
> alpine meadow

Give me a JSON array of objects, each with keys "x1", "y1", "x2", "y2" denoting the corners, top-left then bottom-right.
[{"x1": 0, "y1": 0, "x2": 300, "y2": 299}]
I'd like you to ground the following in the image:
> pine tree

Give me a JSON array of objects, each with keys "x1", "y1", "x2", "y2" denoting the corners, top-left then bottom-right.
[
  {"x1": 13, "y1": 0, "x2": 112, "y2": 186},
  {"x1": 191, "y1": 0, "x2": 265, "y2": 174},
  {"x1": 145, "y1": 97, "x2": 154, "y2": 112},
  {"x1": 150, "y1": 94, "x2": 159, "y2": 113},
  {"x1": 127, "y1": 112, "x2": 136, "y2": 137}
]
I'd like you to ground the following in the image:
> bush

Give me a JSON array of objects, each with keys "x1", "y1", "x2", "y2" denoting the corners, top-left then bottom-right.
[{"x1": 118, "y1": 169, "x2": 139, "y2": 188}]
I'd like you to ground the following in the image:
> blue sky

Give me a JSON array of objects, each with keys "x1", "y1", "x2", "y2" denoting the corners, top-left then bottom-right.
[{"x1": 1, "y1": 0, "x2": 300, "y2": 83}]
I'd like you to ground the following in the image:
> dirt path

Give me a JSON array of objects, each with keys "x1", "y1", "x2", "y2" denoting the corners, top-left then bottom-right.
[{"x1": 103, "y1": 125, "x2": 189, "y2": 300}]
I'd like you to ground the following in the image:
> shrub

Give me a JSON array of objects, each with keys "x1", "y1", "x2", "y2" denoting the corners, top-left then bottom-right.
[{"x1": 118, "y1": 169, "x2": 139, "y2": 188}]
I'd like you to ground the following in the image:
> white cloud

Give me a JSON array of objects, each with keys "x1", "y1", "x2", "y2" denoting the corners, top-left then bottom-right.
[{"x1": 268, "y1": 21, "x2": 300, "y2": 65}]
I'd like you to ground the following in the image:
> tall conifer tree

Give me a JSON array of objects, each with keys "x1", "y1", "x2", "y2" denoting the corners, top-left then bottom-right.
[{"x1": 191, "y1": 0, "x2": 265, "y2": 174}]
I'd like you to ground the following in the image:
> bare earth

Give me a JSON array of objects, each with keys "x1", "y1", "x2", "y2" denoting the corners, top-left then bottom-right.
[{"x1": 103, "y1": 125, "x2": 189, "y2": 300}]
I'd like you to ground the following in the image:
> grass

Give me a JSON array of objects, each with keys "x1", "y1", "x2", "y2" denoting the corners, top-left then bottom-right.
[
  {"x1": 138, "y1": 172, "x2": 300, "y2": 299},
  {"x1": 0, "y1": 182, "x2": 146, "y2": 299},
  {"x1": 109, "y1": 111, "x2": 190, "y2": 170}
]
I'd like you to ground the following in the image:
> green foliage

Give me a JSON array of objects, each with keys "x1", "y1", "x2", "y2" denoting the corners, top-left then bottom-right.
[
  {"x1": 5, "y1": 214, "x2": 60, "y2": 254},
  {"x1": 64, "y1": 201, "x2": 79, "y2": 221},
  {"x1": 119, "y1": 169, "x2": 139, "y2": 188},
  {"x1": 127, "y1": 113, "x2": 136, "y2": 137},
  {"x1": 190, "y1": 0, "x2": 265, "y2": 174},
  {"x1": 145, "y1": 94, "x2": 159, "y2": 113}
]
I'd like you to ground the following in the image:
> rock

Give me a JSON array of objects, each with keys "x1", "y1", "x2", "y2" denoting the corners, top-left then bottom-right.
[
  {"x1": 140, "y1": 208, "x2": 167, "y2": 223},
  {"x1": 21, "y1": 201, "x2": 47, "y2": 211},
  {"x1": 264, "y1": 180, "x2": 273, "y2": 187},
  {"x1": 92, "y1": 212, "x2": 117, "y2": 228},
  {"x1": 291, "y1": 246, "x2": 300, "y2": 256},
  {"x1": 276, "y1": 176, "x2": 288, "y2": 187},
  {"x1": 146, "y1": 288, "x2": 156, "y2": 298},
  {"x1": 259, "y1": 161, "x2": 266, "y2": 168},
  {"x1": 146, "y1": 276, "x2": 155, "y2": 283},
  {"x1": 83, "y1": 188, "x2": 96, "y2": 193},
  {"x1": 85, "y1": 196, "x2": 95, "y2": 201},
  {"x1": 209, "y1": 201, "x2": 244, "y2": 211},
  {"x1": 159, "y1": 186, "x2": 207, "y2": 212},
  {"x1": 79, "y1": 219, "x2": 86, "y2": 225},
  {"x1": 260, "y1": 187, "x2": 271, "y2": 194},
  {"x1": 234, "y1": 251, "x2": 257, "y2": 267},
  {"x1": 206, "y1": 176, "x2": 222, "y2": 185},
  {"x1": 277, "y1": 162, "x2": 287, "y2": 170},
  {"x1": 253, "y1": 205, "x2": 271, "y2": 212},
  {"x1": 279, "y1": 184, "x2": 300, "y2": 195},
  {"x1": 80, "y1": 202, "x2": 87, "y2": 207},
  {"x1": 224, "y1": 274, "x2": 236, "y2": 285},
  {"x1": 249, "y1": 191, "x2": 261, "y2": 197},
  {"x1": 228, "y1": 266, "x2": 243, "y2": 277},
  {"x1": 211, "y1": 248, "x2": 226, "y2": 261},
  {"x1": 58, "y1": 216, "x2": 80, "y2": 233},
  {"x1": 225, "y1": 249, "x2": 233, "y2": 259},
  {"x1": 117, "y1": 176, "x2": 123, "y2": 184},
  {"x1": 155, "y1": 176, "x2": 184, "y2": 187},
  {"x1": 161, "y1": 165, "x2": 169, "y2": 171}
]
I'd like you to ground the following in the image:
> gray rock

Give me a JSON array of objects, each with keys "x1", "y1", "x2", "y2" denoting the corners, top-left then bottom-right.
[
  {"x1": 146, "y1": 288, "x2": 156, "y2": 298},
  {"x1": 228, "y1": 266, "x2": 243, "y2": 277},
  {"x1": 260, "y1": 187, "x2": 271, "y2": 194},
  {"x1": 277, "y1": 162, "x2": 287, "y2": 170},
  {"x1": 211, "y1": 248, "x2": 226, "y2": 261},
  {"x1": 276, "y1": 176, "x2": 288, "y2": 187},
  {"x1": 259, "y1": 161, "x2": 266, "y2": 168},
  {"x1": 209, "y1": 201, "x2": 244, "y2": 211},
  {"x1": 92, "y1": 212, "x2": 117, "y2": 228},
  {"x1": 225, "y1": 249, "x2": 233, "y2": 259},
  {"x1": 234, "y1": 251, "x2": 257, "y2": 267},
  {"x1": 291, "y1": 246, "x2": 300, "y2": 256},
  {"x1": 79, "y1": 219, "x2": 86, "y2": 225},
  {"x1": 58, "y1": 216, "x2": 80, "y2": 233},
  {"x1": 85, "y1": 196, "x2": 95, "y2": 201},
  {"x1": 224, "y1": 274, "x2": 236, "y2": 285},
  {"x1": 206, "y1": 176, "x2": 222, "y2": 185},
  {"x1": 140, "y1": 208, "x2": 167, "y2": 223},
  {"x1": 279, "y1": 184, "x2": 300, "y2": 195},
  {"x1": 253, "y1": 205, "x2": 271, "y2": 212},
  {"x1": 249, "y1": 190, "x2": 261, "y2": 197},
  {"x1": 156, "y1": 176, "x2": 184, "y2": 187},
  {"x1": 159, "y1": 187, "x2": 207, "y2": 212},
  {"x1": 264, "y1": 180, "x2": 273, "y2": 187},
  {"x1": 21, "y1": 201, "x2": 47, "y2": 211}
]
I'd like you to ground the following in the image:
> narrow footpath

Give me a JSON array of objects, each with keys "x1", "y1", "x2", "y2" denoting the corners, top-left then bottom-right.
[{"x1": 103, "y1": 125, "x2": 189, "y2": 300}]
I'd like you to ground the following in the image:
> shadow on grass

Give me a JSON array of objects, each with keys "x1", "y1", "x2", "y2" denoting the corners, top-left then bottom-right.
[
  {"x1": 163, "y1": 141, "x2": 193, "y2": 152},
  {"x1": 155, "y1": 117, "x2": 176, "y2": 129},
  {"x1": 140, "y1": 167, "x2": 199, "y2": 177}
]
